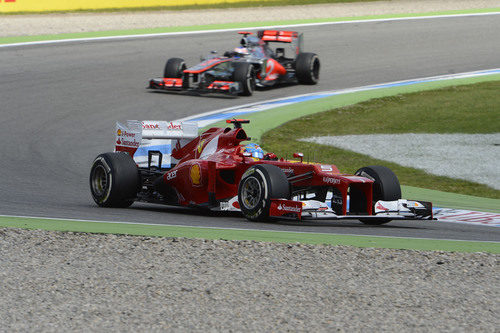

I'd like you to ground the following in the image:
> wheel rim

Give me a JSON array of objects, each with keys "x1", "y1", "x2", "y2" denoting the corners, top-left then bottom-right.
[
  {"x1": 241, "y1": 176, "x2": 262, "y2": 210},
  {"x1": 311, "y1": 58, "x2": 320, "y2": 80},
  {"x1": 246, "y1": 69, "x2": 256, "y2": 92},
  {"x1": 91, "y1": 165, "x2": 108, "y2": 197}
]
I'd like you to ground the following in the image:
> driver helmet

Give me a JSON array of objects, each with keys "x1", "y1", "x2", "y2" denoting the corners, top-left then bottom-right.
[
  {"x1": 242, "y1": 143, "x2": 264, "y2": 159},
  {"x1": 234, "y1": 46, "x2": 249, "y2": 55}
]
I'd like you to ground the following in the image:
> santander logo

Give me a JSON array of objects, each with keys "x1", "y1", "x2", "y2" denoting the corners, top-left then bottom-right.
[
  {"x1": 167, "y1": 122, "x2": 182, "y2": 130},
  {"x1": 120, "y1": 139, "x2": 140, "y2": 148},
  {"x1": 277, "y1": 204, "x2": 301, "y2": 213},
  {"x1": 376, "y1": 202, "x2": 388, "y2": 211},
  {"x1": 142, "y1": 121, "x2": 182, "y2": 130},
  {"x1": 142, "y1": 122, "x2": 160, "y2": 129}
]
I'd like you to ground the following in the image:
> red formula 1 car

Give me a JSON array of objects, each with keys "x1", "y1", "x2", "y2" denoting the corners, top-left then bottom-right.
[
  {"x1": 90, "y1": 119, "x2": 433, "y2": 224},
  {"x1": 148, "y1": 30, "x2": 320, "y2": 96}
]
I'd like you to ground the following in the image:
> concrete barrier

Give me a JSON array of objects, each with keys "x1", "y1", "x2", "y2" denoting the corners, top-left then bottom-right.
[{"x1": 0, "y1": 0, "x2": 268, "y2": 13}]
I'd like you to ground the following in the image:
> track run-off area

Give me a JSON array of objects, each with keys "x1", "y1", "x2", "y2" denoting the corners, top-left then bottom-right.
[{"x1": 1, "y1": 11, "x2": 499, "y2": 250}]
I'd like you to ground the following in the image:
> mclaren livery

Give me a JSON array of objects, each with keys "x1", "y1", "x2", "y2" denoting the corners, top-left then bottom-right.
[{"x1": 149, "y1": 30, "x2": 320, "y2": 96}]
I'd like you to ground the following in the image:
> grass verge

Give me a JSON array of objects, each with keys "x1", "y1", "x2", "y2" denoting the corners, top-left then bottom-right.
[
  {"x1": 1, "y1": 216, "x2": 498, "y2": 253},
  {"x1": 261, "y1": 81, "x2": 500, "y2": 199}
]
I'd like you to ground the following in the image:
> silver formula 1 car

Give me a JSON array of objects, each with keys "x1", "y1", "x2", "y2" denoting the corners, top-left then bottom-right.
[{"x1": 148, "y1": 30, "x2": 320, "y2": 96}]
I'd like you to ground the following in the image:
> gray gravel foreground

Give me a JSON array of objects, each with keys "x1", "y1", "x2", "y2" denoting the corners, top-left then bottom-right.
[{"x1": 0, "y1": 228, "x2": 498, "y2": 331}]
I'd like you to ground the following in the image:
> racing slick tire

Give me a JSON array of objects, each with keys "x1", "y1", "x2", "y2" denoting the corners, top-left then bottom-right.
[
  {"x1": 238, "y1": 164, "x2": 290, "y2": 222},
  {"x1": 89, "y1": 152, "x2": 139, "y2": 208},
  {"x1": 355, "y1": 165, "x2": 402, "y2": 225},
  {"x1": 296, "y1": 52, "x2": 320, "y2": 85},
  {"x1": 164, "y1": 57, "x2": 186, "y2": 78},
  {"x1": 232, "y1": 62, "x2": 256, "y2": 96}
]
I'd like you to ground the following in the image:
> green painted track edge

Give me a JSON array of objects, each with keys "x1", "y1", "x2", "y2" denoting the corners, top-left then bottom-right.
[
  {"x1": 0, "y1": 216, "x2": 498, "y2": 253},
  {"x1": 1, "y1": 7, "x2": 499, "y2": 45}
]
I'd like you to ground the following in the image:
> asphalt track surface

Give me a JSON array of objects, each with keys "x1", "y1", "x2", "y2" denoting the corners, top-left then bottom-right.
[{"x1": 1, "y1": 15, "x2": 499, "y2": 241}]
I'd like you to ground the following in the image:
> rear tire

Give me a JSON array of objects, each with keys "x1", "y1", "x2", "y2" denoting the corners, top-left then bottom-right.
[
  {"x1": 164, "y1": 57, "x2": 186, "y2": 78},
  {"x1": 89, "y1": 152, "x2": 138, "y2": 208},
  {"x1": 355, "y1": 165, "x2": 401, "y2": 225},
  {"x1": 296, "y1": 52, "x2": 320, "y2": 84},
  {"x1": 232, "y1": 62, "x2": 256, "y2": 96},
  {"x1": 238, "y1": 164, "x2": 290, "y2": 221}
]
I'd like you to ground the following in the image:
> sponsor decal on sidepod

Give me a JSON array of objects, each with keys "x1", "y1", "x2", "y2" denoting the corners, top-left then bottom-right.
[
  {"x1": 280, "y1": 167, "x2": 294, "y2": 176},
  {"x1": 166, "y1": 170, "x2": 177, "y2": 180},
  {"x1": 323, "y1": 177, "x2": 340, "y2": 185},
  {"x1": 190, "y1": 163, "x2": 202, "y2": 186}
]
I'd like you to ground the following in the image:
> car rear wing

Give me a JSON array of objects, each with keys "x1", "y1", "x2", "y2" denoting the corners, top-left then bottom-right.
[
  {"x1": 257, "y1": 30, "x2": 303, "y2": 56},
  {"x1": 115, "y1": 120, "x2": 198, "y2": 168},
  {"x1": 258, "y1": 30, "x2": 298, "y2": 43}
]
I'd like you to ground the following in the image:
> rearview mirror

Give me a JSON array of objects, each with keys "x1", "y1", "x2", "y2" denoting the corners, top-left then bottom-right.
[{"x1": 293, "y1": 152, "x2": 304, "y2": 162}]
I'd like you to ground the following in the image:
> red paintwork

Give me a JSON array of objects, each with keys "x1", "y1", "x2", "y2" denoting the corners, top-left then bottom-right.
[
  {"x1": 207, "y1": 81, "x2": 235, "y2": 90},
  {"x1": 156, "y1": 78, "x2": 235, "y2": 91},
  {"x1": 162, "y1": 78, "x2": 182, "y2": 87},
  {"x1": 116, "y1": 145, "x2": 138, "y2": 157},
  {"x1": 269, "y1": 199, "x2": 302, "y2": 219},
  {"x1": 263, "y1": 58, "x2": 286, "y2": 80},
  {"x1": 161, "y1": 123, "x2": 374, "y2": 215},
  {"x1": 260, "y1": 30, "x2": 298, "y2": 43}
]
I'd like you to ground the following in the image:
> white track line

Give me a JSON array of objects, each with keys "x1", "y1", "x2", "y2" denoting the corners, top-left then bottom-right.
[{"x1": 1, "y1": 12, "x2": 499, "y2": 48}]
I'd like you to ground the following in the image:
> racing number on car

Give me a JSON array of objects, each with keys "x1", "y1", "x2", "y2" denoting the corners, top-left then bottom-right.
[
  {"x1": 265, "y1": 60, "x2": 275, "y2": 78},
  {"x1": 166, "y1": 170, "x2": 177, "y2": 180}
]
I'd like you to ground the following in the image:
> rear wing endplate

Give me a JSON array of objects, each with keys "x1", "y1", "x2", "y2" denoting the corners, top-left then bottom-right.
[{"x1": 115, "y1": 120, "x2": 198, "y2": 168}]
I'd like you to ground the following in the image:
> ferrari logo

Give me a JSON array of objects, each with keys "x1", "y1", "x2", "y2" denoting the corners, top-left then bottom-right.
[{"x1": 197, "y1": 139, "x2": 206, "y2": 154}]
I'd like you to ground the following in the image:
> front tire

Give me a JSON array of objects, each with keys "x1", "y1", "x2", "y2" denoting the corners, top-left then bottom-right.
[
  {"x1": 355, "y1": 165, "x2": 401, "y2": 225},
  {"x1": 164, "y1": 57, "x2": 186, "y2": 78},
  {"x1": 232, "y1": 62, "x2": 256, "y2": 96},
  {"x1": 296, "y1": 52, "x2": 320, "y2": 84},
  {"x1": 89, "y1": 152, "x2": 139, "y2": 208},
  {"x1": 238, "y1": 164, "x2": 290, "y2": 221}
]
